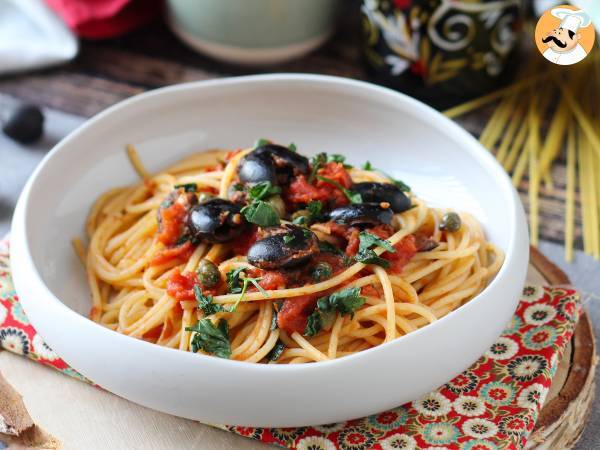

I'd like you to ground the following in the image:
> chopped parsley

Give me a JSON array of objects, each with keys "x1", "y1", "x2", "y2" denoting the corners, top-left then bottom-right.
[
  {"x1": 241, "y1": 201, "x2": 280, "y2": 227},
  {"x1": 354, "y1": 231, "x2": 395, "y2": 268},
  {"x1": 283, "y1": 234, "x2": 295, "y2": 245},
  {"x1": 316, "y1": 175, "x2": 362, "y2": 204},
  {"x1": 288, "y1": 143, "x2": 297, "y2": 152},
  {"x1": 247, "y1": 181, "x2": 281, "y2": 202},
  {"x1": 318, "y1": 240, "x2": 345, "y2": 256},
  {"x1": 304, "y1": 310, "x2": 322, "y2": 337},
  {"x1": 226, "y1": 268, "x2": 269, "y2": 311},
  {"x1": 174, "y1": 183, "x2": 197, "y2": 192},
  {"x1": 254, "y1": 138, "x2": 270, "y2": 147},
  {"x1": 193, "y1": 285, "x2": 226, "y2": 316},
  {"x1": 308, "y1": 152, "x2": 327, "y2": 182},
  {"x1": 303, "y1": 287, "x2": 365, "y2": 336},
  {"x1": 267, "y1": 340, "x2": 286, "y2": 361},
  {"x1": 186, "y1": 318, "x2": 231, "y2": 358},
  {"x1": 361, "y1": 161, "x2": 411, "y2": 192}
]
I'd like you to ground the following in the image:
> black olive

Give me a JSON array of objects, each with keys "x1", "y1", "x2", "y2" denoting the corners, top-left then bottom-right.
[
  {"x1": 328, "y1": 203, "x2": 393, "y2": 227},
  {"x1": 188, "y1": 199, "x2": 246, "y2": 243},
  {"x1": 247, "y1": 225, "x2": 319, "y2": 270},
  {"x1": 238, "y1": 151, "x2": 277, "y2": 185},
  {"x1": 254, "y1": 144, "x2": 309, "y2": 175},
  {"x1": 352, "y1": 182, "x2": 411, "y2": 213},
  {"x1": 2, "y1": 104, "x2": 44, "y2": 144},
  {"x1": 238, "y1": 144, "x2": 309, "y2": 186}
]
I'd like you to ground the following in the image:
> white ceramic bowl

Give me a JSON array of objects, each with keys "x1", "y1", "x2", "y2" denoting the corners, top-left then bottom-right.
[{"x1": 11, "y1": 74, "x2": 528, "y2": 427}]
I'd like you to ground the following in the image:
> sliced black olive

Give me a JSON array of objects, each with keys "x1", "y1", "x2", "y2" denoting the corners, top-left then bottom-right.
[
  {"x1": 352, "y1": 182, "x2": 411, "y2": 213},
  {"x1": 247, "y1": 224, "x2": 319, "y2": 270},
  {"x1": 2, "y1": 104, "x2": 44, "y2": 144},
  {"x1": 238, "y1": 144, "x2": 309, "y2": 186},
  {"x1": 328, "y1": 203, "x2": 393, "y2": 227},
  {"x1": 188, "y1": 199, "x2": 246, "y2": 243},
  {"x1": 238, "y1": 151, "x2": 277, "y2": 185},
  {"x1": 254, "y1": 144, "x2": 309, "y2": 176}
]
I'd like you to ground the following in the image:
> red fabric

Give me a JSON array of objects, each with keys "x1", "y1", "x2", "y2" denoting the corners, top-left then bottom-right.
[
  {"x1": 45, "y1": 0, "x2": 162, "y2": 39},
  {"x1": 0, "y1": 238, "x2": 582, "y2": 449}
]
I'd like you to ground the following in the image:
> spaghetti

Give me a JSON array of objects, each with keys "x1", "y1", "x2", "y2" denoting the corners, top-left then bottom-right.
[{"x1": 80, "y1": 143, "x2": 503, "y2": 363}]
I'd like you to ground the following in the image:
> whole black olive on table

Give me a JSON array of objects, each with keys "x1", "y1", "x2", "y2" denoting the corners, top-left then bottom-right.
[
  {"x1": 352, "y1": 182, "x2": 411, "y2": 213},
  {"x1": 188, "y1": 198, "x2": 247, "y2": 243},
  {"x1": 237, "y1": 144, "x2": 309, "y2": 186},
  {"x1": 2, "y1": 104, "x2": 44, "y2": 144},
  {"x1": 247, "y1": 224, "x2": 319, "y2": 270},
  {"x1": 328, "y1": 203, "x2": 394, "y2": 227}
]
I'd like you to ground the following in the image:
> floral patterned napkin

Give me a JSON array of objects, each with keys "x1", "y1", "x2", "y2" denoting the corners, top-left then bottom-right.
[{"x1": 0, "y1": 238, "x2": 581, "y2": 450}]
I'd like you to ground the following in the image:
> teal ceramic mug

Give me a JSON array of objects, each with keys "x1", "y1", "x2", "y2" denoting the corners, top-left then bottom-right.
[{"x1": 166, "y1": 0, "x2": 340, "y2": 66}]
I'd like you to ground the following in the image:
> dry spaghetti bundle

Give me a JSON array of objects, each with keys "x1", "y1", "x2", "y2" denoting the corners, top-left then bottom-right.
[
  {"x1": 445, "y1": 50, "x2": 600, "y2": 262},
  {"x1": 77, "y1": 143, "x2": 502, "y2": 363}
]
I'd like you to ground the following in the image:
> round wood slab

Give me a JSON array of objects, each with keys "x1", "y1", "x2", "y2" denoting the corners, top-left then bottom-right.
[{"x1": 527, "y1": 247, "x2": 597, "y2": 449}]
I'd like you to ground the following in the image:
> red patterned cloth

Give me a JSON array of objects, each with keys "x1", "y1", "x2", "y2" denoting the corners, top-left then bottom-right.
[
  {"x1": 45, "y1": 0, "x2": 162, "y2": 39},
  {"x1": 0, "y1": 238, "x2": 581, "y2": 450}
]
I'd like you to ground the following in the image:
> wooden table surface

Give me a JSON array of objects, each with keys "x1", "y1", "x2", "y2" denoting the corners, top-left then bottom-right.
[{"x1": 0, "y1": 7, "x2": 581, "y2": 250}]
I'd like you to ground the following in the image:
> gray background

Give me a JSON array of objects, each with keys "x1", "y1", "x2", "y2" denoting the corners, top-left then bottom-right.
[{"x1": 0, "y1": 97, "x2": 598, "y2": 448}]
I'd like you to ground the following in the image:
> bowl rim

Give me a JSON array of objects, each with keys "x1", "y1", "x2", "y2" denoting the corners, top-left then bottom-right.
[{"x1": 11, "y1": 73, "x2": 525, "y2": 374}]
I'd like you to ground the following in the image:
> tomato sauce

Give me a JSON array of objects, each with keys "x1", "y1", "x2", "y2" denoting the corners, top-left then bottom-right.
[
  {"x1": 166, "y1": 269, "x2": 199, "y2": 301},
  {"x1": 259, "y1": 271, "x2": 287, "y2": 290},
  {"x1": 150, "y1": 241, "x2": 193, "y2": 266},
  {"x1": 277, "y1": 294, "x2": 319, "y2": 334},
  {"x1": 157, "y1": 202, "x2": 187, "y2": 246},
  {"x1": 383, "y1": 234, "x2": 418, "y2": 274}
]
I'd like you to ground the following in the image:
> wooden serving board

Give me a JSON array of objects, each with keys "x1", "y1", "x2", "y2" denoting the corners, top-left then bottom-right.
[{"x1": 0, "y1": 247, "x2": 595, "y2": 450}]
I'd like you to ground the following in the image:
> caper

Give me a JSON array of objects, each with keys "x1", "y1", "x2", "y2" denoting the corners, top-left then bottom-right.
[
  {"x1": 311, "y1": 262, "x2": 333, "y2": 282},
  {"x1": 439, "y1": 212, "x2": 461, "y2": 232},
  {"x1": 197, "y1": 259, "x2": 221, "y2": 287},
  {"x1": 266, "y1": 194, "x2": 286, "y2": 219},
  {"x1": 198, "y1": 192, "x2": 216, "y2": 203}
]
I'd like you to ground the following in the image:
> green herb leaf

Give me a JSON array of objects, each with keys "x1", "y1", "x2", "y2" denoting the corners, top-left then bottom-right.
[
  {"x1": 304, "y1": 310, "x2": 323, "y2": 336},
  {"x1": 241, "y1": 201, "x2": 280, "y2": 227},
  {"x1": 318, "y1": 241, "x2": 344, "y2": 256},
  {"x1": 362, "y1": 161, "x2": 374, "y2": 171},
  {"x1": 174, "y1": 183, "x2": 197, "y2": 192},
  {"x1": 288, "y1": 143, "x2": 297, "y2": 152},
  {"x1": 255, "y1": 138, "x2": 270, "y2": 147},
  {"x1": 193, "y1": 285, "x2": 225, "y2": 316},
  {"x1": 327, "y1": 287, "x2": 365, "y2": 316},
  {"x1": 327, "y1": 154, "x2": 345, "y2": 164},
  {"x1": 358, "y1": 232, "x2": 396, "y2": 253},
  {"x1": 226, "y1": 267, "x2": 245, "y2": 294},
  {"x1": 283, "y1": 234, "x2": 295, "y2": 245},
  {"x1": 316, "y1": 175, "x2": 362, "y2": 204},
  {"x1": 354, "y1": 249, "x2": 391, "y2": 268},
  {"x1": 186, "y1": 318, "x2": 231, "y2": 358},
  {"x1": 308, "y1": 152, "x2": 327, "y2": 182},
  {"x1": 292, "y1": 215, "x2": 307, "y2": 226},
  {"x1": 267, "y1": 340, "x2": 285, "y2": 361},
  {"x1": 247, "y1": 181, "x2": 281, "y2": 202},
  {"x1": 307, "y1": 200, "x2": 324, "y2": 222}
]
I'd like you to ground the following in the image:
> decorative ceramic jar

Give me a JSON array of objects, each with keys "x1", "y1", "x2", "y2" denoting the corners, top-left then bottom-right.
[{"x1": 361, "y1": 0, "x2": 524, "y2": 108}]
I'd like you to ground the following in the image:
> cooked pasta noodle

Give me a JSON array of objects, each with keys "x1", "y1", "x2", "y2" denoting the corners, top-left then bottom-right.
[{"x1": 80, "y1": 144, "x2": 503, "y2": 363}]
